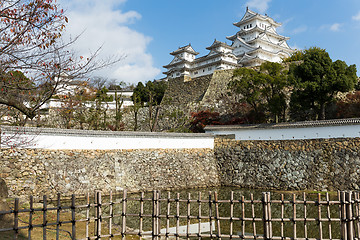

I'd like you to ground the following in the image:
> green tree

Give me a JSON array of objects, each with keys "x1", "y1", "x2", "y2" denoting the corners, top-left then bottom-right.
[
  {"x1": 228, "y1": 62, "x2": 289, "y2": 123},
  {"x1": 132, "y1": 80, "x2": 167, "y2": 131},
  {"x1": 260, "y1": 62, "x2": 289, "y2": 122},
  {"x1": 289, "y1": 47, "x2": 358, "y2": 120},
  {"x1": 228, "y1": 67, "x2": 266, "y2": 121}
]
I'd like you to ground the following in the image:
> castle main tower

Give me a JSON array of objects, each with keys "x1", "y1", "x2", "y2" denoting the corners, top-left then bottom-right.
[{"x1": 227, "y1": 8, "x2": 294, "y2": 67}]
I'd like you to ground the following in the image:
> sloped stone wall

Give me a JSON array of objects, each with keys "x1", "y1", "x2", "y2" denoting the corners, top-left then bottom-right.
[
  {"x1": 162, "y1": 75, "x2": 212, "y2": 105},
  {"x1": 215, "y1": 137, "x2": 360, "y2": 191}
]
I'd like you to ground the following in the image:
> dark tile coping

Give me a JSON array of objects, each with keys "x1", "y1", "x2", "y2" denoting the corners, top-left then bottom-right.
[
  {"x1": 205, "y1": 118, "x2": 360, "y2": 131},
  {"x1": 0, "y1": 126, "x2": 213, "y2": 139}
]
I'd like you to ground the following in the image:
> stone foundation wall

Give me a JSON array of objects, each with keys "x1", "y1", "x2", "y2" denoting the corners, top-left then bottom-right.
[
  {"x1": 3, "y1": 136, "x2": 360, "y2": 198},
  {"x1": 215, "y1": 137, "x2": 360, "y2": 191},
  {"x1": 0, "y1": 148, "x2": 219, "y2": 198}
]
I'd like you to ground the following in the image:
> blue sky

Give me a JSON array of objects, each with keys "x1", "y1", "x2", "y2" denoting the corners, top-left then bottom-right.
[{"x1": 59, "y1": 0, "x2": 360, "y2": 84}]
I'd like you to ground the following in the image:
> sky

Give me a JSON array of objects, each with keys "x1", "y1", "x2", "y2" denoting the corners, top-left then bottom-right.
[{"x1": 58, "y1": 0, "x2": 360, "y2": 85}]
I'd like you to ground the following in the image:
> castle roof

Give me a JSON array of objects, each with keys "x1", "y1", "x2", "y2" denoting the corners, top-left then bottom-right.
[
  {"x1": 206, "y1": 39, "x2": 234, "y2": 50},
  {"x1": 170, "y1": 44, "x2": 199, "y2": 56},
  {"x1": 233, "y1": 8, "x2": 281, "y2": 28}
]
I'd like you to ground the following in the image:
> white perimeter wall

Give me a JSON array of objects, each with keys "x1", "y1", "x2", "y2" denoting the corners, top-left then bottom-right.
[
  {"x1": 205, "y1": 124, "x2": 360, "y2": 140},
  {"x1": 0, "y1": 127, "x2": 214, "y2": 150}
]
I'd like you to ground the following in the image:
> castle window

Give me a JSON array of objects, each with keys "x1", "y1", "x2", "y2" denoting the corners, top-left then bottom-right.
[
  {"x1": 194, "y1": 71, "x2": 198, "y2": 75},
  {"x1": 208, "y1": 67, "x2": 212, "y2": 71}
]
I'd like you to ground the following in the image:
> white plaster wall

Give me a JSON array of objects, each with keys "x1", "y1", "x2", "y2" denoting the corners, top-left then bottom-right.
[
  {"x1": 205, "y1": 125, "x2": 360, "y2": 140},
  {"x1": 0, "y1": 127, "x2": 214, "y2": 150}
]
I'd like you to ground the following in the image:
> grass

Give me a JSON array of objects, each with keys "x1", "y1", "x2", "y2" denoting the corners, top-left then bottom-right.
[{"x1": 0, "y1": 200, "x2": 139, "y2": 240}]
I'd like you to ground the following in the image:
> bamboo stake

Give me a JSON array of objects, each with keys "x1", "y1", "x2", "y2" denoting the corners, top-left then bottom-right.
[
  {"x1": 166, "y1": 192, "x2": 170, "y2": 240},
  {"x1": 341, "y1": 191, "x2": 347, "y2": 240},
  {"x1": 152, "y1": 190, "x2": 158, "y2": 240},
  {"x1": 230, "y1": 191, "x2": 234, "y2": 239},
  {"x1": 122, "y1": 190, "x2": 127, "y2": 238},
  {"x1": 71, "y1": 194, "x2": 76, "y2": 240},
  {"x1": 214, "y1": 192, "x2": 222, "y2": 240},
  {"x1": 96, "y1": 192, "x2": 102, "y2": 239},
  {"x1": 176, "y1": 192, "x2": 180, "y2": 240},
  {"x1": 251, "y1": 193, "x2": 257, "y2": 238},
  {"x1": 303, "y1": 192, "x2": 307, "y2": 239},
  {"x1": 355, "y1": 192, "x2": 360, "y2": 238},
  {"x1": 140, "y1": 192, "x2": 144, "y2": 237},
  {"x1": 56, "y1": 193, "x2": 60, "y2": 240},
  {"x1": 198, "y1": 192, "x2": 202, "y2": 240},
  {"x1": 109, "y1": 191, "x2": 113, "y2": 239},
  {"x1": 43, "y1": 195, "x2": 47, "y2": 240},
  {"x1": 318, "y1": 193, "x2": 323, "y2": 240},
  {"x1": 14, "y1": 198, "x2": 19, "y2": 240},
  {"x1": 28, "y1": 196, "x2": 33, "y2": 240},
  {"x1": 209, "y1": 191, "x2": 213, "y2": 239},
  {"x1": 187, "y1": 192, "x2": 191, "y2": 240},
  {"x1": 293, "y1": 194, "x2": 296, "y2": 239},
  {"x1": 242, "y1": 195, "x2": 245, "y2": 238},
  {"x1": 85, "y1": 193, "x2": 90, "y2": 239},
  {"x1": 281, "y1": 194, "x2": 284, "y2": 239},
  {"x1": 326, "y1": 192, "x2": 332, "y2": 239},
  {"x1": 346, "y1": 191, "x2": 354, "y2": 240}
]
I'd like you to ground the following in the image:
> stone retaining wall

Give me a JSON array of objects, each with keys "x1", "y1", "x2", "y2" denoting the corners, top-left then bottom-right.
[
  {"x1": 0, "y1": 148, "x2": 219, "y2": 198},
  {"x1": 215, "y1": 137, "x2": 360, "y2": 191},
  {"x1": 3, "y1": 135, "x2": 360, "y2": 198}
]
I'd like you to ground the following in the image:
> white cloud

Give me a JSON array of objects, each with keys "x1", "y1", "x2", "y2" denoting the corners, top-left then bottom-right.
[
  {"x1": 330, "y1": 23, "x2": 341, "y2": 32},
  {"x1": 353, "y1": 11, "x2": 360, "y2": 21},
  {"x1": 292, "y1": 25, "x2": 308, "y2": 34},
  {"x1": 245, "y1": 0, "x2": 272, "y2": 14},
  {"x1": 58, "y1": 0, "x2": 161, "y2": 84}
]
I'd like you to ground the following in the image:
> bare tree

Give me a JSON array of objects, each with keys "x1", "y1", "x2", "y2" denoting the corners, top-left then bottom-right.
[{"x1": 0, "y1": 0, "x2": 121, "y2": 121}]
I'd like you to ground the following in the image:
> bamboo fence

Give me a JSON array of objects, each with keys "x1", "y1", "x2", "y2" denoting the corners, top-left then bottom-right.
[{"x1": 0, "y1": 190, "x2": 359, "y2": 239}]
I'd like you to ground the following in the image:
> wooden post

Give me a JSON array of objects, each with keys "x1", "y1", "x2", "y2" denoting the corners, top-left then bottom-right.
[
  {"x1": 317, "y1": 193, "x2": 323, "y2": 240},
  {"x1": 56, "y1": 193, "x2": 61, "y2": 240},
  {"x1": 198, "y1": 192, "x2": 202, "y2": 240},
  {"x1": 109, "y1": 191, "x2": 113, "y2": 239},
  {"x1": 121, "y1": 190, "x2": 127, "y2": 238},
  {"x1": 340, "y1": 191, "x2": 347, "y2": 240},
  {"x1": 208, "y1": 191, "x2": 213, "y2": 239},
  {"x1": 14, "y1": 198, "x2": 19, "y2": 240},
  {"x1": 176, "y1": 192, "x2": 180, "y2": 240},
  {"x1": 28, "y1": 196, "x2": 33, "y2": 240},
  {"x1": 96, "y1": 192, "x2": 102, "y2": 239},
  {"x1": 214, "y1": 192, "x2": 222, "y2": 240},
  {"x1": 152, "y1": 190, "x2": 158, "y2": 240},
  {"x1": 262, "y1": 192, "x2": 272, "y2": 239},
  {"x1": 187, "y1": 193, "x2": 191, "y2": 240},
  {"x1": 139, "y1": 192, "x2": 144, "y2": 237},
  {"x1": 71, "y1": 194, "x2": 76, "y2": 240},
  {"x1": 43, "y1": 195, "x2": 47, "y2": 240},
  {"x1": 165, "y1": 192, "x2": 170, "y2": 240},
  {"x1": 85, "y1": 193, "x2": 90, "y2": 240},
  {"x1": 346, "y1": 191, "x2": 354, "y2": 240}
]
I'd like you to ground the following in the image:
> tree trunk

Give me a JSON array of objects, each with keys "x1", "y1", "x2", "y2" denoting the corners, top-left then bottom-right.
[{"x1": 319, "y1": 102, "x2": 326, "y2": 120}]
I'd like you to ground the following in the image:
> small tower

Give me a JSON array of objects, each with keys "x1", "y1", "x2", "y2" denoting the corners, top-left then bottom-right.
[{"x1": 163, "y1": 44, "x2": 199, "y2": 79}]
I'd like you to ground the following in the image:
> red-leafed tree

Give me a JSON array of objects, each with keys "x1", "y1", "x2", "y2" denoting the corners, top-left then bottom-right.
[
  {"x1": 189, "y1": 110, "x2": 222, "y2": 133},
  {"x1": 0, "y1": 0, "x2": 118, "y2": 121}
]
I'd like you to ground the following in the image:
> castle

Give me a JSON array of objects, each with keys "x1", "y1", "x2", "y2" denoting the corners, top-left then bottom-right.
[{"x1": 163, "y1": 8, "x2": 294, "y2": 80}]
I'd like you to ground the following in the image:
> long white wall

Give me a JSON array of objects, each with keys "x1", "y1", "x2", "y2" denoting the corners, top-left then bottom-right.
[
  {"x1": 205, "y1": 119, "x2": 360, "y2": 140},
  {"x1": 0, "y1": 127, "x2": 214, "y2": 150}
]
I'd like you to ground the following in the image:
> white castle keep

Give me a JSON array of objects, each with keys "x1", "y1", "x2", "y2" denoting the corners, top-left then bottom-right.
[{"x1": 163, "y1": 8, "x2": 294, "y2": 79}]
